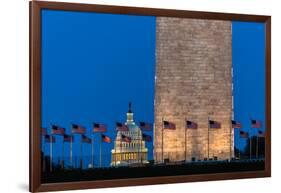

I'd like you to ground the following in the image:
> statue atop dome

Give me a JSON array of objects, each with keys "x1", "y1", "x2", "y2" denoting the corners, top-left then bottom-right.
[{"x1": 126, "y1": 102, "x2": 134, "y2": 125}]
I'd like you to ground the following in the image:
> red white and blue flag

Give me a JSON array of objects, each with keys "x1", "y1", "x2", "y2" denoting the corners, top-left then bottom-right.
[
  {"x1": 251, "y1": 120, "x2": 262, "y2": 128},
  {"x1": 231, "y1": 120, "x2": 242, "y2": 128},
  {"x1": 258, "y1": 130, "x2": 265, "y2": 137},
  {"x1": 209, "y1": 120, "x2": 221, "y2": 129},
  {"x1": 45, "y1": 135, "x2": 55, "y2": 143},
  {"x1": 81, "y1": 135, "x2": 91, "y2": 144},
  {"x1": 51, "y1": 125, "x2": 65, "y2": 135},
  {"x1": 63, "y1": 134, "x2": 73, "y2": 142},
  {"x1": 139, "y1": 121, "x2": 153, "y2": 131},
  {"x1": 93, "y1": 123, "x2": 107, "y2": 132},
  {"x1": 239, "y1": 131, "x2": 249, "y2": 138},
  {"x1": 116, "y1": 122, "x2": 129, "y2": 131},
  {"x1": 163, "y1": 121, "x2": 176, "y2": 130},
  {"x1": 142, "y1": 133, "x2": 152, "y2": 142},
  {"x1": 72, "y1": 124, "x2": 86, "y2": 134},
  {"x1": 102, "y1": 134, "x2": 111, "y2": 143},
  {"x1": 186, "y1": 120, "x2": 198, "y2": 129},
  {"x1": 121, "y1": 134, "x2": 131, "y2": 143}
]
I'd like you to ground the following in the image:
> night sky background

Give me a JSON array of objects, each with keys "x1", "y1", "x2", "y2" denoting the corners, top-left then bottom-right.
[
  {"x1": 41, "y1": 10, "x2": 265, "y2": 168},
  {"x1": 232, "y1": 21, "x2": 265, "y2": 149}
]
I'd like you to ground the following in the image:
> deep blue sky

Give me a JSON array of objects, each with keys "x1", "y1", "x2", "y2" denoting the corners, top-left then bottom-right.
[
  {"x1": 232, "y1": 21, "x2": 265, "y2": 149},
  {"x1": 41, "y1": 10, "x2": 156, "y2": 167},
  {"x1": 41, "y1": 10, "x2": 266, "y2": 168}
]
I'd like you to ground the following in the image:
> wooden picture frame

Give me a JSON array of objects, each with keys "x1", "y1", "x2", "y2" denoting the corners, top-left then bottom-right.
[{"x1": 30, "y1": 1, "x2": 271, "y2": 192}]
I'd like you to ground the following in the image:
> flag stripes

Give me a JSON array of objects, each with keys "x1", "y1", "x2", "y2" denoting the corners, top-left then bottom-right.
[
  {"x1": 142, "y1": 133, "x2": 152, "y2": 142},
  {"x1": 63, "y1": 134, "x2": 73, "y2": 142},
  {"x1": 251, "y1": 120, "x2": 262, "y2": 128},
  {"x1": 186, "y1": 120, "x2": 198, "y2": 129},
  {"x1": 45, "y1": 134, "x2": 55, "y2": 143},
  {"x1": 102, "y1": 134, "x2": 111, "y2": 143},
  {"x1": 231, "y1": 120, "x2": 242, "y2": 128},
  {"x1": 121, "y1": 134, "x2": 131, "y2": 143},
  {"x1": 239, "y1": 131, "x2": 249, "y2": 138},
  {"x1": 81, "y1": 135, "x2": 91, "y2": 144},
  {"x1": 139, "y1": 121, "x2": 153, "y2": 131},
  {"x1": 163, "y1": 121, "x2": 176, "y2": 130},
  {"x1": 116, "y1": 122, "x2": 129, "y2": 131},
  {"x1": 258, "y1": 130, "x2": 265, "y2": 137},
  {"x1": 93, "y1": 123, "x2": 107, "y2": 132},
  {"x1": 209, "y1": 120, "x2": 221, "y2": 129},
  {"x1": 51, "y1": 125, "x2": 65, "y2": 135},
  {"x1": 72, "y1": 124, "x2": 86, "y2": 134}
]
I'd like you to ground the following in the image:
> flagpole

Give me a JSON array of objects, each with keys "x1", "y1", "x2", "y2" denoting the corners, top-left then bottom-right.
[
  {"x1": 114, "y1": 132, "x2": 117, "y2": 166},
  {"x1": 229, "y1": 119, "x2": 232, "y2": 160},
  {"x1": 138, "y1": 127, "x2": 141, "y2": 163},
  {"x1": 162, "y1": 117, "x2": 164, "y2": 163},
  {"x1": 249, "y1": 134, "x2": 252, "y2": 160},
  {"x1": 249, "y1": 117, "x2": 252, "y2": 160},
  {"x1": 207, "y1": 117, "x2": 210, "y2": 159},
  {"x1": 256, "y1": 136, "x2": 259, "y2": 159},
  {"x1": 99, "y1": 133, "x2": 102, "y2": 168},
  {"x1": 120, "y1": 138, "x2": 122, "y2": 163},
  {"x1": 184, "y1": 119, "x2": 187, "y2": 162},
  {"x1": 50, "y1": 135, "x2": 53, "y2": 172},
  {"x1": 80, "y1": 138, "x2": 83, "y2": 169},
  {"x1": 91, "y1": 133, "x2": 94, "y2": 168},
  {"x1": 238, "y1": 132, "x2": 241, "y2": 160},
  {"x1": 62, "y1": 141, "x2": 65, "y2": 169},
  {"x1": 70, "y1": 135, "x2": 73, "y2": 168}
]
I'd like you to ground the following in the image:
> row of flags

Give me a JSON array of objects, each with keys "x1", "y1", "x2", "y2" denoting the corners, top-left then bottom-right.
[
  {"x1": 162, "y1": 119, "x2": 262, "y2": 130},
  {"x1": 163, "y1": 119, "x2": 265, "y2": 139},
  {"x1": 163, "y1": 119, "x2": 264, "y2": 132},
  {"x1": 239, "y1": 130, "x2": 265, "y2": 138},
  {"x1": 231, "y1": 120, "x2": 265, "y2": 139},
  {"x1": 163, "y1": 120, "x2": 222, "y2": 130},
  {"x1": 42, "y1": 121, "x2": 153, "y2": 144},
  {"x1": 231, "y1": 119, "x2": 262, "y2": 129},
  {"x1": 43, "y1": 119, "x2": 265, "y2": 143}
]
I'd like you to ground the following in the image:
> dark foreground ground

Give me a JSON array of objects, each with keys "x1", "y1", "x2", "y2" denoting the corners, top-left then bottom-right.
[{"x1": 42, "y1": 159, "x2": 264, "y2": 183}]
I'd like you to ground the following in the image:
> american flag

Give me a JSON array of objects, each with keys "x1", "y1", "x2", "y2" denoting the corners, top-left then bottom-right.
[
  {"x1": 93, "y1": 123, "x2": 107, "y2": 132},
  {"x1": 41, "y1": 128, "x2": 47, "y2": 135},
  {"x1": 102, "y1": 134, "x2": 111, "y2": 143},
  {"x1": 163, "y1": 121, "x2": 176, "y2": 130},
  {"x1": 81, "y1": 135, "x2": 91, "y2": 144},
  {"x1": 251, "y1": 120, "x2": 262, "y2": 128},
  {"x1": 139, "y1": 121, "x2": 153, "y2": 131},
  {"x1": 63, "y1": 134, "x2": 73, "y2": 142},
  {"x1": 51, "y1": 125, "x2": 65, "y2": 135},
  {"x1": 142, "y1": 133, "x2": 152, "y2": 142},
  {"x1": 45, "y1": 135, "x2": 55, "y2": 143},
  {"x1": 121, "y1": 134, "x2": 131, "y2": 143},
  {"x1": 116, "y1": 122, "x2": 129, "y2": 131},
  {"x1": 186, "y1": 120, "x2": 198, "y2": 129},
  {"x1": 258, "y1": 130, "x2": 265, "y2": 137},
  {"x1": 209, "y1": 120, "x2": 221, "y2": 129},
  {"x1": 239, "y1": 131, "x2": 249, "y2": 138},
  {"x1": 72, "y1": 124, "x2": 86, "y2": 134},
  {"x1": 231, "y1": 120, "x2": 242, "y2": 128}
]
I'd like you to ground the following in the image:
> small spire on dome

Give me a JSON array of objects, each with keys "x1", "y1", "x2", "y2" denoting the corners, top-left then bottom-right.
[{"x1": 128, "y1": 102, "x2": 132, "y2": 113}]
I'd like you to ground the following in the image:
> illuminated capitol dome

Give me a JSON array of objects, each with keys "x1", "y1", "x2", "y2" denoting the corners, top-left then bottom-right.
[{"x1": 111, "y1": 103, "x2": 149, "y2": 166}]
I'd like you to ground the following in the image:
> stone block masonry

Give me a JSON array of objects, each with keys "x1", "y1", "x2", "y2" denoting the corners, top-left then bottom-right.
[{"x1": 154, "y1": 17, "x2": 233, "y2": 162}]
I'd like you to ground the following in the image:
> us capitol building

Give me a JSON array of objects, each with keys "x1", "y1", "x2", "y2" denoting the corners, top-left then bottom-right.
[{"x1": 111, "y1": 104, "x2": 149, "y2": 166}]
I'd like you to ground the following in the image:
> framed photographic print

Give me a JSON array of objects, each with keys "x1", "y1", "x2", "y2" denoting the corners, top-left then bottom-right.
[{"x1": 30, "y1": 1, "x2": 271, "y2": 192}]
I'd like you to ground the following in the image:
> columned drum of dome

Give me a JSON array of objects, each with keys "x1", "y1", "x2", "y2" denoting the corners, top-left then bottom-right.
[{"x1": 111, "y1": 103, "x2": 149, "y2": 166}]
